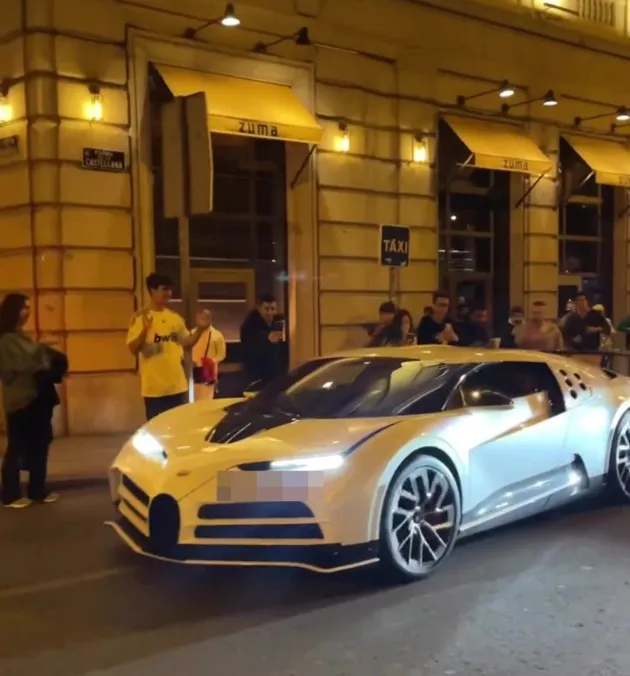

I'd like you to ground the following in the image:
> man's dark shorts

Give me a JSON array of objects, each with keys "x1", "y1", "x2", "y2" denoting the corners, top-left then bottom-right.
[{"x1": 144, "y1": 392, "x2": 188, "y2": 421}]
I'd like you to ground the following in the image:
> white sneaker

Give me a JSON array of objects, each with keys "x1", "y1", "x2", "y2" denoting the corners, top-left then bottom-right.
[
  {"x1": 40, "y1": 492, "x2": 60, "y2": 504},
  {"x1": 5, "y1": 497, "x2": 33, "y2": 509}
]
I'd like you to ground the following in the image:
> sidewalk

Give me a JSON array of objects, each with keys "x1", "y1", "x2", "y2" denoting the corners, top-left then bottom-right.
[{"x1": 0, "y1": 434, "x2": 129, "y2": 490}]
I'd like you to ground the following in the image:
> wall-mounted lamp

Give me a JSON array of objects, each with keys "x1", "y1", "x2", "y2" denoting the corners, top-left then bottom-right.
[
  {"x1": 456, "y1": 80, "x2": 515, "y2": 107},
  {"x1": 412, "y1": 134, "x2": 428, "y2": 163},
  {"x1": 542, "y1": 2, "x2": 579, "y2": 17},
  {"x1": 0, "y1": 82, "x2": 12, "y2": 124},
  {"x1": 253, "y1": 27, "x2": 311, "y2": 53},
  {"x1": 574, "y1": 106, "x2": 630, "y2": 127},
  {"x1": 501, "y1": 89, "x2": 557, "y2": 114},
  {"x1": 85, "y1": 84, "x2": 103, "y2": 121},
  {"x1": 335, "y1": 122, "x2": 350, "y2": 153},
  {"x1": 183, "y1": 2, "x2": 240, "y2": 38}
]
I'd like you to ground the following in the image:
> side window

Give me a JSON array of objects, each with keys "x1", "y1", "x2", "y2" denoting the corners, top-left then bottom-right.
[
  {"x1": 461, "y1": 363, "x2": 533, "y2": 404},
  {"x1": 457, "y1": 362, "x2": 565, "y2": 415}
]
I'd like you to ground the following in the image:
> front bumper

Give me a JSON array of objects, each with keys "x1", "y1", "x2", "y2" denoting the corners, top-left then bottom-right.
[
  {"x1": 107, "y1": 473, "x2": 379, "y2": 573},
  {"x1": 107, "y1": 516, "x2": 378, "y2": 572}
]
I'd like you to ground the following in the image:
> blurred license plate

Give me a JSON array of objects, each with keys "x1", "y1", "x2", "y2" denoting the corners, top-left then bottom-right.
[{"x1": 217, "y1": 471, "x2": 323, "y2": 502}]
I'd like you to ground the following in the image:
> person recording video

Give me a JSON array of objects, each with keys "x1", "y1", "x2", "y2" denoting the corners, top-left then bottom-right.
[{"x1": 239, "y1": 293, "x2": 285, "y2": 389}]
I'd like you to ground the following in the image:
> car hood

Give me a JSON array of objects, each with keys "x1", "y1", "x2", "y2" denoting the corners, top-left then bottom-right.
[
  {"x1": 140, "y1": 400, "x2": 397, "y2": 466},
  {"x1": 200, "y1": 417, "x2": 396, "y2": 466},
  {"x1": 118, "y1": 405, "x2": 399, "y2": 500},
  {"x1": 140, "y1": 397, "x2": 244, "y2": 453}
]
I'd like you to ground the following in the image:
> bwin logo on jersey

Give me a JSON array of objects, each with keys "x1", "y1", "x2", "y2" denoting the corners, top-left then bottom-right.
[{"x1": 153, "y1": 334, "x2": 174, "y2": 344}]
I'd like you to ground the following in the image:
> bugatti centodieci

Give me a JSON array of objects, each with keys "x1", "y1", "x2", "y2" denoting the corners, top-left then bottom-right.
[{"x1": 106, "y1": 346, "x2": 630, "y2": 582}]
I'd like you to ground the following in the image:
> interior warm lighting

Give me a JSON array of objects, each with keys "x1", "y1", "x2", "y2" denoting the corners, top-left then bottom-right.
[
  {"x1": 412, "y1": 135, "x2": 428, "y2": 163},
  {"x1": 0, "y1": 91, "x2": 12, "y2": 124},
  {"x1": 221, "y1": 3, "x2": 240, "y2": 27},
  {"x1": 335, "y1": 123, "x2": 350, "y2": 153},
  {"x1": 617, "y1": 107, "x2": 630, "y2": 122},
  {"x1": 543, "y1": 90, "x2": 558, "y2": 107},
  {"x1": 499, "y1": 81, "x2": 515, "y2": 99},
  {"x1": 86, "y1": 84, "x2": 103, "y2": 121}
]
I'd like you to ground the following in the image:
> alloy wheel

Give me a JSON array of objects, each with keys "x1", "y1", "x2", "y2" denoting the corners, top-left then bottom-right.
[
  {"x1": 386, "y1": 465, "x2": 457, "y2": 575},
  {"x1": 614, "y1": 415, "x2": 630, "y2": 497}
]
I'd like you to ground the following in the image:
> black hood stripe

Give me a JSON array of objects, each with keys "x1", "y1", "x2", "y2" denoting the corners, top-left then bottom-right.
[{"x1": 343, "y1": 421, "x2": 401, "y2": 457}]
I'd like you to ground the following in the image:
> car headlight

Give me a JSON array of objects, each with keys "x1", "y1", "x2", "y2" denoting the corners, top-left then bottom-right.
[
  {"x1": 269, "y1": 454, "x2": 344, "y2": 471},
  {"x1": 131, "y1": 430, "x2": 166, "y2": 462}
]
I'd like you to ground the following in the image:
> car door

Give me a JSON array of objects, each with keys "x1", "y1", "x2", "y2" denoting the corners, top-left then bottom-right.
[{"x1": 451, "y1": 361, "x2": 572, "y2": 516}]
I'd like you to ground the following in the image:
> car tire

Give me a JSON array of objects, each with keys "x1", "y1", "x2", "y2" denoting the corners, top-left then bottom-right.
[
  {"x1": 378, "y1": 453, "x2": 462, "y2": 584},
  {"x1": 607, "y1": 410, "x2": 630, "y2": 502}
]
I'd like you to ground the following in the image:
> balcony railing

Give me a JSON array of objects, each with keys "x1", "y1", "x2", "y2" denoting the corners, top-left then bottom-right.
[
  {"x1": 581, "y1": 0, "x2": 617, "y2": 26},
  {"x1": 549, "y1": 0, "x2": 618, "y2": 27}
]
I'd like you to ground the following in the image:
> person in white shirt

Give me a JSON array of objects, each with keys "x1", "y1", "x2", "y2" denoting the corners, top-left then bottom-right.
[{"x1": 191, "y1": 314, "x2": 226, "y2": 401}]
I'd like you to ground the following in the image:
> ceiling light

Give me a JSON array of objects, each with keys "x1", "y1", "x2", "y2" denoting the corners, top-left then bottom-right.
[
  {"x1": 616, "y1": 107, "x2": 630, "y2": 122},
  {"x1": 221, "y1": 3, "x2": 240, "y2": 27},
  {"x1": 543, "y1": 90, "x2": 558, "y2": 107},
  {"x1": 499, "y1": 81, "x2": 515, "y2": 99}
]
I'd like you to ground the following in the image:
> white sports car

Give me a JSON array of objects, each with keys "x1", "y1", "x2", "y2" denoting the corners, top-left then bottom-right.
[{"x1": 107, "y1": 346, "x2": 630, "y2": 581}]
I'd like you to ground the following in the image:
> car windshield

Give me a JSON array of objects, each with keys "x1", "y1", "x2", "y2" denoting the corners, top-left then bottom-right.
[{"x1": 246, "y1": 357, "x2": 457, "y2": 419}]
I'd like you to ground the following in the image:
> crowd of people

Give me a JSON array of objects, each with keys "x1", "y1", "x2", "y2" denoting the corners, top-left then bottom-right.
[
  {"x1": 0, "y1": 270, "x2": 626, "y2": 510},
  {"x1": 367, "y1": 290, "x2": 618, "y2": 356}
]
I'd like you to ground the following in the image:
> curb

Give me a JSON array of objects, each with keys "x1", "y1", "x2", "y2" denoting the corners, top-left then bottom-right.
[{"x1": 46, "y1": 476, "x2": 110, "y2": 492}]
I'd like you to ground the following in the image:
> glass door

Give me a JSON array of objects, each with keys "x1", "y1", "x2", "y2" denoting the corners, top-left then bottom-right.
[
  {"x1": 190, "y1": 268, "x2": 255, "y2": 397},
  {"x1": 449, "y1": 275, "x2": 493, "y2": 325}
]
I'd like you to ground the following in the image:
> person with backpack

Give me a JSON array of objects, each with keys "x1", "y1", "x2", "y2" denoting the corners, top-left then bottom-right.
[{"x1": 0, "y1": 293, "x2": 67, "y2": 508}]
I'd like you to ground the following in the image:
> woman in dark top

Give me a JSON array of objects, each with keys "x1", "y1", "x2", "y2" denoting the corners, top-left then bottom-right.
[
  {"x1": 0, "y1": 294, "x2": 67, "y2": 508},
  {"x1": 382, "y1": 310, "x2": 415, "y2": 346}
]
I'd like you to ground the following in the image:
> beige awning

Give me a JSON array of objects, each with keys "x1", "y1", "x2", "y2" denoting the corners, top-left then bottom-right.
[
  {"x1": 563, "y1": 134, "x2": 630, "y2": 187},
  {"x1": 153, "y1": 64, "x2": 322, "y2": 145},
  {"x1": 443, "y1": 115, "x2": 553, "y2": 175}
]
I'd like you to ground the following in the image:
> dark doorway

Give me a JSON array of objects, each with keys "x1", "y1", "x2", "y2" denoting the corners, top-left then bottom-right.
[{"x1": 438, "y1": 119, "x2": 511, "y2": 333}]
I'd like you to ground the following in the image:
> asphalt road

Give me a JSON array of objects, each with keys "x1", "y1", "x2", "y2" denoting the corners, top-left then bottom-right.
[{"x1": 1, "y1": 487, "x2": 630, "y2": 676}]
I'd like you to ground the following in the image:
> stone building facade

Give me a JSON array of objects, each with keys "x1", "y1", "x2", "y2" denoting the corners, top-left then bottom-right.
[{"x1": 1, "y1": 0, "x2": 630, "y2": 434}]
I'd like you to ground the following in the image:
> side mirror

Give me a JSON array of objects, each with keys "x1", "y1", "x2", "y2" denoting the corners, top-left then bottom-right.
[{"x1": 469, "y1": 389, "x2": 513, "y2": 408}]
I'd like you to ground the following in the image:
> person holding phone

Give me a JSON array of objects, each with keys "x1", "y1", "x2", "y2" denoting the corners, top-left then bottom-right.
[
  {"x1": 127, "y1": 273, "x2": 210, "y2": 420},
  {"x1": 240, "y1": 293, "x2": 284, "y2": 389},
  {"x1": 416, "y1": 291, "x2": 459, "y2": 346}
]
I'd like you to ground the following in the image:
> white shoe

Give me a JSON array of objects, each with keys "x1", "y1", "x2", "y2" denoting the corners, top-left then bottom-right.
[{"x1": 4, "y1": 497, "x2": 33, "y2": 509}]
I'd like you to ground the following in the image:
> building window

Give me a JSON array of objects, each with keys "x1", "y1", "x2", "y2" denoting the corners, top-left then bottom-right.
[
  {"x1": 148, "y1": 67, "x2": 289, "y2": 368},
  {"x1": 558, "y1": 138, "x2": 613, "y2": 307}
]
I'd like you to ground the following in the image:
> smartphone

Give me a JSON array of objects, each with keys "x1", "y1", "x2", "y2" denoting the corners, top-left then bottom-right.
[{"x1": 271, "y1": 320, "x2": 285, "y2": 333}]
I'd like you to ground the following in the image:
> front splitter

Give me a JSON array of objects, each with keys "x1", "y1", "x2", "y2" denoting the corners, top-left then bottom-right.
[{"x1": 105, "y1": 519, "x2": 379, "y2": 574}]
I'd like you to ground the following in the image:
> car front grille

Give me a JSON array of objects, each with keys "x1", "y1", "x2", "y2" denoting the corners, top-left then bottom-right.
[
  {"x1": 195, "y1": 501, "x2": 324, "y2": 540},
  {"x1": 118, "y1": 474, "x2": 150, "y2": 534}
]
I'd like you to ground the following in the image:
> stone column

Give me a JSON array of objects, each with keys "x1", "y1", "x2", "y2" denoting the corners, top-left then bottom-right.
[{"x1": 0, "y1": 1, "x2": 144, "y2": 434}]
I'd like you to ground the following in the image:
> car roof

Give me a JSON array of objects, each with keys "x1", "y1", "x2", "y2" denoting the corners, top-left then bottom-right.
[{"x1": 321, "y1": 345, "x2": 575, "y2": 368}]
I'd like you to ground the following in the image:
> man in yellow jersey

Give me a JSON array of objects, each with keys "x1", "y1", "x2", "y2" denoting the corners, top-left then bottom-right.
[{"x1": 127, "y1": 272, "x2": 211, "y2": 420}]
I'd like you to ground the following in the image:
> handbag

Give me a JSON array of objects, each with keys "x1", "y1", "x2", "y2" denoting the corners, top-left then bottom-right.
[{"x1": 192, "y1": 330, "x2": 217, "y2": 385}]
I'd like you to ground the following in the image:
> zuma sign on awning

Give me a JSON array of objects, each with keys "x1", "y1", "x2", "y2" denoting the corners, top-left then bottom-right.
[
  {"x1": 380, "y1": 224, "x2": 410, "y2": 267},
  {"x1": 82, "y1": 148, "x2": 126, "y2": 172},
  {"x1": 237, "y1": 120, "x2": 279, "y2": 138}
]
